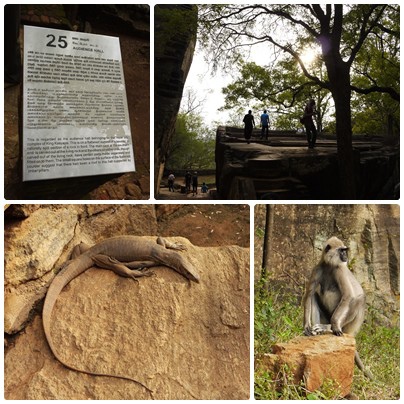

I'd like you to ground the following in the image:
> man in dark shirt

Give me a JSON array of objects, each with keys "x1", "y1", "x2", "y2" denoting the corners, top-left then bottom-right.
[{"x1": 242, "y1": 110, "x2": 255, "y2": 144}]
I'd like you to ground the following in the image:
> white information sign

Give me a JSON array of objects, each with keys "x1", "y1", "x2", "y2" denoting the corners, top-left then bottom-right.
[{"x1": 23, "y1": 25, "x2": 135, "y2": 181}]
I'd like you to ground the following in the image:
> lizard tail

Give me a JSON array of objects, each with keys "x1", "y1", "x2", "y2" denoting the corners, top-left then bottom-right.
[{"x1": 42, "y1": 258, "x2": 154, "y2": 393}]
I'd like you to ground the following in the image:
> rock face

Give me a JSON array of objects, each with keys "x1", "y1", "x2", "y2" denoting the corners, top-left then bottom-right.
[
  {"x1": 4, "y1": 206, "x2": 78, "y2": 333},
  {"x1": 216, "y1": 127, "x2": 399, "y2": 199},
  {"x1": 254, "y1": 204, "x2": 400, "y2": 327},
  {"x1": 154, "y1": 5, "x2": 197, "y2": 194},
  {"x1": 256, "y1": 335, "x2": 356, "y2": 397},
  {"x1": 4, "y1": 205, "x2": 158, "y2": 334},
  {"x1": 4, "y1": 204, "x2": 249, "y2": 399}
]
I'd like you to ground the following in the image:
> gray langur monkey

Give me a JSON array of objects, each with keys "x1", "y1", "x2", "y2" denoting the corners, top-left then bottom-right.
[{"x1": 303, "y1": 236, "x2": 373, "y2": 379}]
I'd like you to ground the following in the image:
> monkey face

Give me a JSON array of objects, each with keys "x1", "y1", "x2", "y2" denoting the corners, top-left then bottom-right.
[
  {"x1": 323, "y1": 237, "x2": 349, "y2": 266},
  {"x1": 338, "y1": 247, "x2": 348, "y2": 262}
]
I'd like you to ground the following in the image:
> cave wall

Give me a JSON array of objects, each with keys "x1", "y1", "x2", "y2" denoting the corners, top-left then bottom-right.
[
  {"x1": 154, "y1": 5, "x2": 197, "y2": 194},
  {"x1": 254, "y1": 204, "x2": 400, "y2": 327}
]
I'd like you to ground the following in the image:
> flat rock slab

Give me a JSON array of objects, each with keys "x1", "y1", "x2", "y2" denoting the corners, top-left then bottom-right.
[{"x1": 258, "y1": 334, "x2": 356, "y2": 397}]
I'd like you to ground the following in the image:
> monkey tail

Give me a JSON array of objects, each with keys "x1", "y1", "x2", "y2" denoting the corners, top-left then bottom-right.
[{"x1": 354, "y1": 351, "x2": 374, "y2": 379}]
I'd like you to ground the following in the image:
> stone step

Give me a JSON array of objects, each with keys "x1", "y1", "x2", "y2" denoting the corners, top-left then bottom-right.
[
  {"x1": 228, "y1": 175, "x2": 309, "y2": 200},
  {"x1": 253, "y1": 176, "x2": 307, "y2": 188},
  {"x1": 253, "y1": 176, "x2": 309, "y2": 199}
]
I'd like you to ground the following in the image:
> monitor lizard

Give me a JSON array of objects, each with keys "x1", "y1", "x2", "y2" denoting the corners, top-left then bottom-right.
[{"x1": 42, "y1": 236, "x2": 200, "y2": 393}]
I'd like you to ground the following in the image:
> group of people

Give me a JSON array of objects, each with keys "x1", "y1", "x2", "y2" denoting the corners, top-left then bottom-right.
[
  {"x1": 167, "y1": 171, "x2": 209, "y2": 195},
  {"x1": 242, "y1": 109, "x2": 270, "y2": 144},
  {"x1": 184, "y1": 171, "x2": 199, "y2": 195},
  {"x1": 242, "y1": 98, "x2": 318, "y2": 149}
]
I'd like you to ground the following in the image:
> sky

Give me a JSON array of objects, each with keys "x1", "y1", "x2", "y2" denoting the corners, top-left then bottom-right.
[
  {"x1": 181, "y1": 42, "x2": 274, "y2": 127},
  {"x1": 180, "y1": 30, "x2": 300, "y2": 127},
  {"x1": 180, "y1": 47, "x2": 233, "y2": 126}
]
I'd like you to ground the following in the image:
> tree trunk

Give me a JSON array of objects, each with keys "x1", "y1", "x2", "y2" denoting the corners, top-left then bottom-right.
[
  {"x1": 262, "y1": 204, "x2": 274, "y2": 280},
  {"x1": 317, "y1": 4, "x2": 357, "y2": 199},
  {"x1": 323, "y1": 54, "x2": 357, "y2": 199},
  {"x1": 332, "y1": 75, "x2": 356, "y2": 199}
]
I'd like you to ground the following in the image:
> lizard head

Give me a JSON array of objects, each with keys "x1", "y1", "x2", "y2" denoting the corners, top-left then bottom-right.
[
  {"x1": 174, "y1": 257, "x2": 200, "y2": 283},
  {"x1": 182, "y1": 261, "x2": 200, "y2": 283}
]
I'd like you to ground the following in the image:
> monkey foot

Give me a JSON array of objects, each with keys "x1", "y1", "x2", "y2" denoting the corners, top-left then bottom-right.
[{"x1": 306, "y1": 324, "x2": 333, "y2": 335}]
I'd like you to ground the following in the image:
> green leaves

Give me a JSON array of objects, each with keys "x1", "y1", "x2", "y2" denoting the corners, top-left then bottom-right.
[
  {"x1": 166, "y1": 112, "x2": 215, "y2": 170},
  {"x1": 221, "y1": 59, "x2": 330, "y2": 130}
]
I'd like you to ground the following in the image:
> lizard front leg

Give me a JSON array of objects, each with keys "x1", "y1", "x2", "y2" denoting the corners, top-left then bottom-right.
[
  {"x1": 71, "y1": 242, "x2": 92, "y2": 258},
  {"x1": 157, "y1": 236, "x2": 187, "y2": 251},
  {"x1": 92, "y1": 254, "x2": 155, "y2": 280}
]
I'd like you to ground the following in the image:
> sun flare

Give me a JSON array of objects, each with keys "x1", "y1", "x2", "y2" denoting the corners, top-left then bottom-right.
[{"x1": 299, "y1": 47, "x2": 319, "y2": 67}]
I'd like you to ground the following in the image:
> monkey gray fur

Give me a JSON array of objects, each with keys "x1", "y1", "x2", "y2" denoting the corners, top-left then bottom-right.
[{"x1": 303, "y1": 236, "x2": 373, "y2": 379}]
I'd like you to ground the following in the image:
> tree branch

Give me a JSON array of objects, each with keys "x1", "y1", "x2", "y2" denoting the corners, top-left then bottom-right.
[
  {"x1": 348, "y1": 5, "x2": 387, "y2": 66},
  {"x1": 351, "y1": 84, "x2": 399, "y2": 101}
]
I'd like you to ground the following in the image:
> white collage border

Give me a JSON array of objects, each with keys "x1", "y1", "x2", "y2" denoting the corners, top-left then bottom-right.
[{"x1": 1, "y1": 2, "x2": 402, "y2": 402}]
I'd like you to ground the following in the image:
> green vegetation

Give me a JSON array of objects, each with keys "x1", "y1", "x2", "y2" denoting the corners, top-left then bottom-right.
[
  {"x1": 166, "y1": 112, "x2": 215, "y2": 171},
  {"x1": 254, "y1": 279, "x2": 400, "y2": 399},
  {"x1": 221, "y1": 59, "x2": 332, "y2": 133}
]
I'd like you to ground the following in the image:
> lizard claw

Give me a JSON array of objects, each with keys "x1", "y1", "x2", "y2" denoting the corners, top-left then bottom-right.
[{"x1": 171, "y1": 243, "x2": 187, "y2": 251}]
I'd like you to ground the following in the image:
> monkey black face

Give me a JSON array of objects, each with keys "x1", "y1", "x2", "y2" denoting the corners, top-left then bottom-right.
[{"x1": 338, "y1": 247, "x2": 348, "y2": 262}]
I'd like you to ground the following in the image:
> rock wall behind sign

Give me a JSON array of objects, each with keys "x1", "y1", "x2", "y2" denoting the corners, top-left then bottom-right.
[{"x1": 23, "y1": 25, "x2": 135, "y2": 181}]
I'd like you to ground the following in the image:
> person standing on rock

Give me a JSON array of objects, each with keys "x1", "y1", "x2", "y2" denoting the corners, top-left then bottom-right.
[
  {"x1": 260, "y1": 109, "x2": 270, "y2": 140},
  {"x1": 242, "y1": 109, "x2": 255, "y2": 144},
  {"x1": 302, "y1": 99, "x2": 318, "y2": 149}
]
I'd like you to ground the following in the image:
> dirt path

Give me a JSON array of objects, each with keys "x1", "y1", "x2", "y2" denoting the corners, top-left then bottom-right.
[
  {"x1": 156, "y1": 204, "x2": 250, "y2": 248},
  {"x1": 156, "y1": 187, "x2": 215, "y2": 200}
]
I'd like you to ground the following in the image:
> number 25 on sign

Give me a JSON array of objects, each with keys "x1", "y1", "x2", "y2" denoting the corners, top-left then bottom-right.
[{"x1": 46, "y1": 34, "x2": 68, "y2": 49}]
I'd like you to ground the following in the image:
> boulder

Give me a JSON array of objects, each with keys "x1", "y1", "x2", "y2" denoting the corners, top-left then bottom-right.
[
  {"x1": 154, "y1": 5, "x2": 197, "y2": 193},
  {"x1": 257, "y1": 335, "x2": 356, "y2": 397}
]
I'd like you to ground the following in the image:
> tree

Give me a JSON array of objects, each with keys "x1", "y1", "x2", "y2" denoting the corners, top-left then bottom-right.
[
  {"x1": 181, "y1": 87, "x2": 208, "y2": 115},
  {"x1": 350, "y1": 5, "x2": 400, "y2": 136},
  {"x1": 220, "y1": 59, "x2": 333, "y2": 131},
  {"x1": 166, "y1": 112, "x2": 215, "y2": 170},
  {"x1": 199, "y1": 4, "x2": 400, "y2": 199}
]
